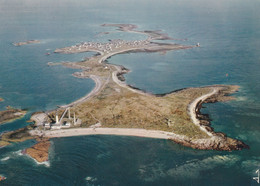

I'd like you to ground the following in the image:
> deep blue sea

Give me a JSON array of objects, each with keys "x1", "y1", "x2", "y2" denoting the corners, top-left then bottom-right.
[{"x1": 0, "y1": 0, "x2": 260, "y2": 185}]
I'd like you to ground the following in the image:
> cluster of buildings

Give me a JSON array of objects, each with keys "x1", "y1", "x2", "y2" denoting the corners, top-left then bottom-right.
[{"x1": 64, "y1": 39, "x2": 150, "y2": 54}]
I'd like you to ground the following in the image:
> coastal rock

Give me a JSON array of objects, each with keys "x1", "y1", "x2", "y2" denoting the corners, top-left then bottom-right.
[
  {"x1": 200, "y1": 120, "x2": 210, "y2": 126},
  {"x1": 0, "y1": 140, "x2": 10, "y2": 148},
  {"x1": 13, "y1": 40, "x2": 40, "y2": 46},
  {"x1": 25, "y1": 139, "x2": 50, "y2": 163},
  {"x1": 0, "y1": 125, "x2": 34, "y2": 146},
  {"x1": 0, "y1": 107, "x2": 27, "y2": 125},
  {"x1": 172, "y1": 136, "x2": 249, "y2": 151},
  {"x1": 204, "y1": 126, "x2": 214, "y2": 132}
]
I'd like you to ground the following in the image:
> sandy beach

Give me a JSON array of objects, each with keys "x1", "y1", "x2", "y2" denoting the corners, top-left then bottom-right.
[{"x1": 30, "y1": 127, "x2": 187, "y2": 140}]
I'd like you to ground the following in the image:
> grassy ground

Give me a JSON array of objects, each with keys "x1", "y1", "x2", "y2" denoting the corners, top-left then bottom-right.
[
  {"x1": 48, "y1": 50, "x2": 238, "y2": 140},
  {"x1": 66, "y1": 81, "x2": 214, "y2": 139}
]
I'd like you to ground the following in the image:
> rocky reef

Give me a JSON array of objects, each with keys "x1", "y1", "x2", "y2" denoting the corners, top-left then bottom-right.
[
  {"x1": 0, "y1": 107, "x2": 27, "y2": 125},
  {"x1": 13, "y1": 40, "x2": 40, "y2": 46},
  {"x1": 172, "y1": 135, "x2": 249, "y2": 151},
  {"x1": 24, "y1": 139, "x2": 50, "y2": 163},
  {"x1": 0, "y1": 124, "x2": 34, "y2": 147}
]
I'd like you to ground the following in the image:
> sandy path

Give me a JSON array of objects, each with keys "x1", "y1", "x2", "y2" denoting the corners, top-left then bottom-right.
[{"x1": 188, "y1": 88, "x2": 219, "y2": 137}]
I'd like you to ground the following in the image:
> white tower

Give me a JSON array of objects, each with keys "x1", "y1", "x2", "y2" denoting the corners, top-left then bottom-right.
[
  {"x1": 55, "y1": 113, "x2": 59, "y2": 124},
  {"x1": 68, "y1": 107, "x2": 71, "y2": 120}
]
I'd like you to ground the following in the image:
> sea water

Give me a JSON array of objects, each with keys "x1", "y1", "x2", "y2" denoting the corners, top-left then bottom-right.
[{"x1": 0, "y1": 0, "x2": 260, "y2": 185}]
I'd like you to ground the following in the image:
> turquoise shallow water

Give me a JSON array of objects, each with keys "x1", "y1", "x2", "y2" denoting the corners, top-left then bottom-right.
[{"x1": 0, "y1": 0, "x2": 260, "y2": 185}]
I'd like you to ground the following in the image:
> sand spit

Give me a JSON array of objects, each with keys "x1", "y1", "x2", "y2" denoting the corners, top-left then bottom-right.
[{"x1": 30, "y1": 128, "x2": 185, "y2": 140}]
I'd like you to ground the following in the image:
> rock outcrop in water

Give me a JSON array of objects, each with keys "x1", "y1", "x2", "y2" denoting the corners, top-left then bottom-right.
[
  {"x1": 12, "y1": 40, "x2": 40, "y2": 46},
  {"x1": 0, "y1": 107, "x2": 27, "y2": 125},
  {"x1": 24, "y1": 139, "x2": 50, "y2": 163},
  {"x1": 172, "y1": 135, "x2": 249, "y2": 151}
]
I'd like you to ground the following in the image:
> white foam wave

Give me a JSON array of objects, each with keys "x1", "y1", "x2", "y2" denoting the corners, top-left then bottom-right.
[
  {"x1": 1, "y1": 156, "x2": 10, "y2": 161},
  {"x1": 13, "y1": 150, "x2": 23, "y2": 156},
  {"x1": 35, "y1": 160, "x2": 50, "y2": 167},
  {"x1": 236, "y1": 96, "x2": 247, "y2": 101},
  {"x1": 85, "y1": 176, "x2": 97, "y2": 182},
  {"x1": 24, "y1": 153, "x2": 50, "y2": 167}
]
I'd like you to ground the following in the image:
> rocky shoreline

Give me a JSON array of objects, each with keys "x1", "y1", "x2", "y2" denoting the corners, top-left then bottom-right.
[
  {"x1": 12, "y1": 40, "x2": 40, "y2": 46},
  {"x1": 24, "y1": 139, "x2": 50, "y2": 163},
  {"x1": 0, "y1": 107, "x2": 27, "y2": 125},
  {"x1": 172, "y1": 85, "x2": 249, "y2": 151},
  {"x1": 173, "y1": 135, "x2": 249, "y2": 151}
]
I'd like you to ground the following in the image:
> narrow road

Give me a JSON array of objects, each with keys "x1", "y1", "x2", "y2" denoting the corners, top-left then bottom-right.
[{"x1": 188, "y1": 88, "x2": 219, "y2": 137}]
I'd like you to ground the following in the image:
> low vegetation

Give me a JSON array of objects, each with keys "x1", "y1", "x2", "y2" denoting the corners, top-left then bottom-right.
[
  {"x1": 0, "y1": 107, "x2": 27, "y2": 125},
  {"x1": 0, "y1": 124, "x2": 35, "y2": 147},
  {"x1": 65, "y1": 82, "x2": 216, "y2": 139}
]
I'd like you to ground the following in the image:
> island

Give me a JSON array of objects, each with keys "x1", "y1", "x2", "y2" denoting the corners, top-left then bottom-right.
[
  {"x1": 0, "y1": 123, "x2": 32, "y2": 147},
  {"x1": 0, "y1": 106, "x2": 27, "y2": 125},
  {"x1": 0, "y1": 24, "x2": 249, "y2": 163},
  {"x1": 12, "y1": 40, "x2": 40, "y2": 46},
  {"x1": 23, "y1": 138, "x2": 50, "y2": 163}
]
